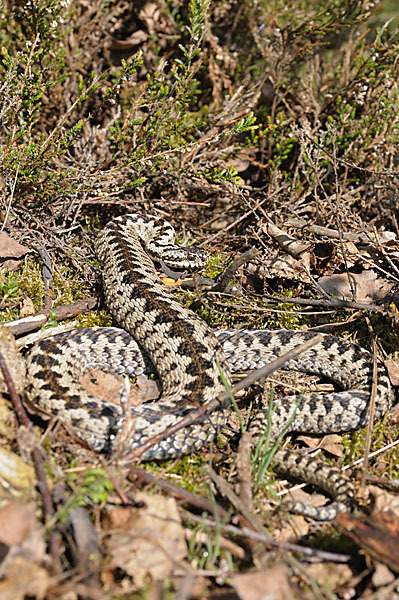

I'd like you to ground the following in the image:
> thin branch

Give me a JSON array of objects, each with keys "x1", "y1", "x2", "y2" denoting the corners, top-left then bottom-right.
[
  {"x1": 1, "y1": 163, "x2": 19, "y2": 231},
  {"x1": 0, "y1": 347, "x2": 61, "y2": 565},
  {"x1": 206, "y1": 465, "x2": 267, "y2": 535},
  {"x1": 121, "y1": 333, "x2": 324, "y2": 462},
  {"x1": 5, "y1": 296, "x2": 100, "y2": 337},
  {"x1": 262, "y1": 292, "x2": 388, "y2": 314},
  {"x1": 286, "y1": 218, "x2": 385, "y2": 245},
  {"x1": 180, "y1": 509, "x2": 351, "y2": 563},
  {"x1": 211, "y1": 247, "x2": 259, "y2": 293},
  {"x1": 128, "y1": 465, "x2": 227, "y2": 519}
]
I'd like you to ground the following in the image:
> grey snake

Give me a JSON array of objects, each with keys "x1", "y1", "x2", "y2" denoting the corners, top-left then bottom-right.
[{"x1": 24, "y1": 214, "x2": 395, "y2": 520}]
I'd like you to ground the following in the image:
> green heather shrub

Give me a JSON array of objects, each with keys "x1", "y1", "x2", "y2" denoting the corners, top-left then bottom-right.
[{"x1": 0, "y1": 0, "x2": 396, "y2": 222}]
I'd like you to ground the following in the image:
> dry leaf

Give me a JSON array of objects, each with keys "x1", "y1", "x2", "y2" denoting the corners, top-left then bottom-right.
[
  {"x1": 0, "y1": 556, "x2": 49, "y2": 600},
  {"x1": 0, "y1": 327, "x2": 26, "y2": 394},
  {"x1": 0, "y1": 502, "x2": 47, "y2": 597},
  {"x1": 296, "y1": 434, "x2": 343, "y2": 457},
  {"x1": 265, "y1": 223, "x2": 313, "y2": 257},
  {"x1": 136, "y1": 374, "x2": 161, "y2": 401},
  {"x1": 335, "y1": 510, "x2": 399, "y2": 573},
  {"x1": 250, "y1": 253, "x2": 311, "y2": 283},
  {"x1": 19, "y1": 296, "x2": 35, "y2": 318},
  {"x1": 335, "y1": 240, "x2": 359, "y2": 268},
  {"x1": 0, "y1": 500, "x2": 45, "y2": 556},
  {"x1": 232, "y1": 566, "x2": 293, "y2": 600},
  {"x1": 80, "y1": 369, "x2": 160, "y2": 410},
  {"x1": 372, "y1": 563, "x2": 395, "y2": 587},
  {"x1": 385, "y1": 358, "x2": 399, "y2": 387},
  {"x1": 0, "y1": 233, "x2": 28, "y2": 259},
  {"x1": 80, "y1": 369, "x2": 141, "y2": 405},
  {"x1": 0, "y1": 501, "x2": 38, "y2": 547},
  {"x1": 365, "y1": 486, "x2": 399, "y2": 518},
  {"x1": 139, "y1": 2, "x2": 161, "y2": 34},
  {"x1": 107, "y1": 492, "x2": 187, "y2": 586},
  {"x1": 0, "y1": 232, "x2": 29, "y2": 271},
  {"x1": 338, "y1": 512, "x2": 399, "y2": 572},
  {"x1": 378, "y1": 231, "x2": 397, "y2": 244},
  {"x1": 306, "y1": 562, "x2": 353, "y2": 591},
  {"x1": 227, "y1": 148, "x2": 256, "y2": 173},
  {"x1": 0, "y1": 395, "x2": 14, "y2": 439},
  {"x1": 318, "y1": 271, "x2": 392, "y2": 302},
  {"x1": 0, "y1": 448, "x2": 36, "y2": 490}
]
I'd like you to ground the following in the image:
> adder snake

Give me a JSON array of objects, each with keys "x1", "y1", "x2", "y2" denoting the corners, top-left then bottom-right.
[{"x1": 25, "y1": 214, "x2": 395, "y2": 520}]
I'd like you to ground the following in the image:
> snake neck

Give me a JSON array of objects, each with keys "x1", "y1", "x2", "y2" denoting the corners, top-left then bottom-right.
[{"x1": 95, "y1": 217, "x2": 230, "y2": 407}]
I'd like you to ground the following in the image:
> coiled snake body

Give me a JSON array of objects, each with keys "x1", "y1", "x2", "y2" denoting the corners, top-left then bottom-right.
[{"x1": 25, "y1": 214, "x2": 395, "y2": 520}]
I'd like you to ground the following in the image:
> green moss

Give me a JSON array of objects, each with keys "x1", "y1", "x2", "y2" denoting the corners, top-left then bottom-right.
[
  {"x1": 203, "y1": 252, "x2": 223, "y2": 279},
  {"x1": 274, "y1": 304, "x2": 306, "y2": 331},
  {"x1": 306, "y1": 524, "x2": 359, "y2": 556},
  {"x1": 75, "y1": 310, "x2": 113, "y2": 328},
  {"x1": 0, "y1": 257, "x2": 91, "y2": 324},
  {"x1": 341, "y1": 414, "x2": 399, "y2": 483},
  {"x1": 195, "y1": 302, "x2": 229, "y2": 328},
  {"x1": 142, "y1": 453, "x2": 209, "y2": 495}
]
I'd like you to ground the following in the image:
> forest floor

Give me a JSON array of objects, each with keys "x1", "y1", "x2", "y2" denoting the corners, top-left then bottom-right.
[{"x1": 0, "y1": 1, "x2": 399, "y2": 598}]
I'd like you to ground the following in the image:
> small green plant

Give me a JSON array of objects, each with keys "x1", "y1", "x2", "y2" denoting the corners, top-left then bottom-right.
[
  {"x1": 252, "y1": 390, "x2": 300, "y2": 495},
  {"x1": 107, "y1": 0, "x2": 258, "y2": 175},
  {"x1": 53, "y1": 467, "x2": 114, "y2": 525},
  {"x1": 217, "y1": 359, "x2": 245, "y2": 434},
  {"x1": 44, "y1": 309, "x2": 59, "y2": 328},
  {"x1": 0, "y1": 279, "x2": 18, "y2": 304},
  {"x1": 187, "y1": 496, "x2": 233, "y2": 572}
]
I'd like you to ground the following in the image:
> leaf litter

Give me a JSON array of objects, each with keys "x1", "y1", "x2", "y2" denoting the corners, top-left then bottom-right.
[{"x1": 0, "y1": 0, "x2": 399, "y2": 598}]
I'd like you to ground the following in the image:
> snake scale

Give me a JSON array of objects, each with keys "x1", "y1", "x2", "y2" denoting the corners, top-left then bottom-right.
[{"x1": 25, "y1": 214, "x2": 395, "y2": 520}]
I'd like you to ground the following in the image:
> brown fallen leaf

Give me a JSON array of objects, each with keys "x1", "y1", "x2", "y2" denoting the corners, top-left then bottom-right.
[
  {"x1": 318, "y1": 271, "x2": 392, "y2": 303},
  {"x1": 139, "y1": 2, "x2": 161, "y2": 34},
  {"x1": 364, "y1": 486, "x2": 399, "y2": 518},
  {"x1": 305, "y1": 562, "x2": 353, "y2": 592},
  {"x1": 0, "y1": 448, "x2": 36, "y2": 490},
  {"x1": 108, "y1": 30, "x2": 148, "y2": 51},
  {"x1": 248, "y1": 252, "x2": 312, "y2": 284},
  {"x1": 0, "y1": 501, "x2": 46, "y2": 594},
  {"x1": 0, "y1": 556, "x2": 49, "y2": 600},
  {"x1": 232, "y1": 565, "x2": 294, "y2": 600},
  {"x1": 335, "y1": 240, "x2": 359, "y2": 269},
  {"x1": 80, "y1": 369, "x2": 139, "y2": 405},
  {"x1": 335, "y1": 510, "x2": 399, "y2": 573},
  {"x1": 106, "y1": 492, "x2": 187, "y2": 587},
  {"x1": 0, "y1": 326, "x2": 26, "y2": 394},
  {"x1": 296, "y1": 434, "x2": 344, "y2": 458},
  {"x1": 385, "y1": 358, "x2": 399, "y2": 387},
  {"x1": 0, "y1": 232, "x2": 29, "y2": 271},
  {"x1": 80, "y1": 369, "x2": 159, "y2": 404},
  {"x1": 0, "y1": 395, "x2": 14, "y2": 440},
  {"x1": 19, "y1": 296, "x2": 35, "y2": 318},
  {"x1": 0, "y1": 501, "x2": 38, "y2": 548},
  {"x1": 227, "y1": 148, "x2": 257, "y2": 173},
  {"x1": 372, "y1": 562, "x2": 396, "y2": 587}
]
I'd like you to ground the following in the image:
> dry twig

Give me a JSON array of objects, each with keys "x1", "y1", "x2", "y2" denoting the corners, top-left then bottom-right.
[
  {"x1": 0, "y1": 347, "x2": 61, "y2": 567},
  {"x1": 121, "y1": 334, "x2": 324, "y2": 462}
]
